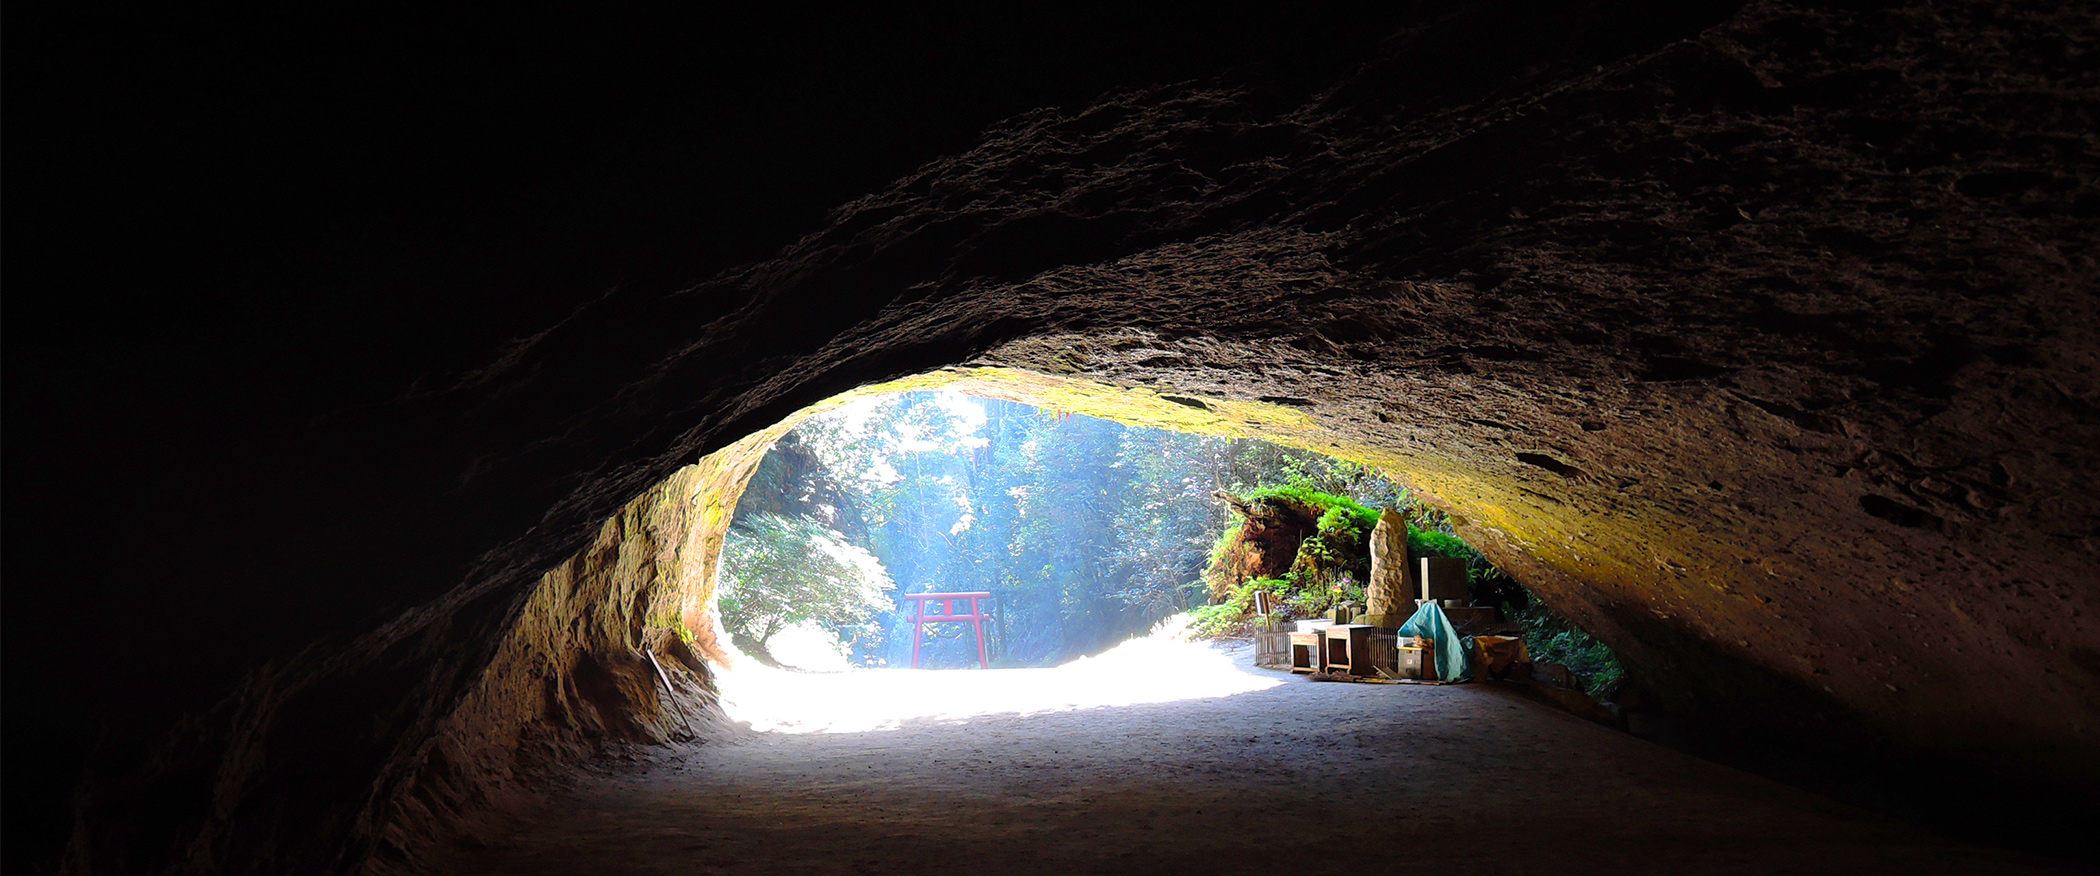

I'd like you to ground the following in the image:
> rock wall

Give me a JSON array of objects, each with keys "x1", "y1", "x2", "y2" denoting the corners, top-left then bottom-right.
[
  {"x1": 362, "y1": 371, "x2": 1390, "y2": 871},
  {"x1": 361, "y1": 464, "x2": 730, "y2": 875},
  {"x1": 57, "y1": 0, "x2": 2099, "y2": 871}
]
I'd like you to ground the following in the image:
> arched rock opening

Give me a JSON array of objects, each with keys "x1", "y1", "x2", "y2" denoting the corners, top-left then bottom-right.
[
  {"x1": 378, "y1": 371, "x2": 1475, "y2": 862},
  {"x1": 54, "y1": 1, "x2": 2097, "y2": 873},
  {"x1": 387, "y1": 345, "x2": 2094, "y2": 868}
]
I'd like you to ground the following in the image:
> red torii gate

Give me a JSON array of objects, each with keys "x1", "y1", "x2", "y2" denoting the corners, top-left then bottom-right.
[{"x1": 903, "y1": 591, "x2": 993, "y2": 669}]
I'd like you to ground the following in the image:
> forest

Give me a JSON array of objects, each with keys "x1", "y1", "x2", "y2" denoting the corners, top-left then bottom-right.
[{"x1": 718, "y1": 391, "x2": 1621, "y2": 693}]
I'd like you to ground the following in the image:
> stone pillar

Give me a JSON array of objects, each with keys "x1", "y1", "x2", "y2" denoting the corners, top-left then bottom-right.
[{"x1": 1361, "y1": 508, "x2": 1415, "y2": 629}]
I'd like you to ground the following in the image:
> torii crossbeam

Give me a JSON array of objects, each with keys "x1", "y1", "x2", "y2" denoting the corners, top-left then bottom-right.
[{"x1": 902, "y1": 591, "x2": 993, "y2": 669}]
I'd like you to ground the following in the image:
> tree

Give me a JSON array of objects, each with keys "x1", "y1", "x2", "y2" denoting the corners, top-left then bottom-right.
[
  {"x1": 1103, "y1": 427, "x2": 1233, "y2": 620},
  {"x1": 716, "y1": 513, "x2": 895, "y2": 665},
  {"x1": 741, "y1": 389, "x2": 1434, "y2": 667}
]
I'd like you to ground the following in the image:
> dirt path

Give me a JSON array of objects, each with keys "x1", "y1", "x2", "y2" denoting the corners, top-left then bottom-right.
[{"x1": 438, "y1": 640, "x2": 2073, "y2": 875}]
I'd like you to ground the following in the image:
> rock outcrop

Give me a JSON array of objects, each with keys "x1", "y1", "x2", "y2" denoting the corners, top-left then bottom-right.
[
  {"x1": 1206, "y1": 490, "x2": 1324, "y2": 598},
  {"x1": 52, "y1": 0, "x2": 2100, "y2": 872},
  {"x1": 1363, "y1": 508, "x2": 1415, "y2": 628}
]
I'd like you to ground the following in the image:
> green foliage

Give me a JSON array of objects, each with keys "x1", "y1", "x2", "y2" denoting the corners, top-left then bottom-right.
[
  {"x1": 1187, "y1": 601, "x2": 1245, "y2": 637},
  {"x1": 1402, "y1": 526, "x2": 1530, "y2": 611},
  {"x1": 1465, "y1": 563, "x2": 1525, "y2": 616},
  {"x1": 1188, "y1": 577, "x2": 1292, "y2": 636},
  {"x1": 1314, "y1": 505, "x2": 1364, "y2": 539},
  {"x1": 754, "y1": 389, "x2": 1433, "y2": 665},
  {"x1": 1265, "y1": 489, "x2": 1376, "y2": 609},
  {"x1": 1244, "y1": 485, "x2": 1378, "y2": 531},
  {"x1": 1193, "y1": 486, "x2": 1385, "y2": 623},
  {"x1": 717, "y1": 513, "x2": 895, "y2": 655},
  {"x1": 1513, "y1": 596, "x2": 1626, "y2": 698},
  {"x1": 1291, "y1": 535, "x2": 1342, "y2": 573},
  {"x1": 1164, "y1": 441, "x2": 1630, "y2": 699},
  {"x1": 1278, "y1": 568, "x2": 1362, "y2": 617},
  {"x1": 1200, "y1": 522, "x2": 1253, "y2": 604},
  {"x1": 1206, "y1": 522, "x2": 1245, "y2": 571},
  {"x1": 1407, "y1": 528, "x2": 1478, "y2": 560},
  {"x1": 1246, "y1": 576, "x2": 1293, "y2": 595}
]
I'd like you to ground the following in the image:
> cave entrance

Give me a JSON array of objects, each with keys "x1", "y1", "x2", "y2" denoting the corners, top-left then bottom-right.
[
  {"x1": 680, "y1": 373, "x2": 1620, "y2": 733},
  {"x1": 712, "y1": 387, "x2": 1423, "y2": 672},
  {"x1": 703, "y1": 383, "x2": 1403, "y2": 731},
  {"x1": 439, "y1": 368, "x2": 2044, "y2": 874}
]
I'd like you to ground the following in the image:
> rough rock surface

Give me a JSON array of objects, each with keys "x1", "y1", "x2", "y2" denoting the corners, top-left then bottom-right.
[
  {"x1": 1364, "y1": 508, "x2": 1417, "y2": 628},
  {"x1": 361, "y1": 466, "x2": 732, "y2": 875},
  {"x1": 57, "y1": 0, "x2": 2100, "y2": 873}
]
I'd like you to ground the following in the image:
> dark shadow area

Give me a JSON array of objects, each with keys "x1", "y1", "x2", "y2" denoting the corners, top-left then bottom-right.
[
  {"x1": 3, "y1": 9, "x2": 1433, "y2": 869},
  {"x1": 1602, "y1": 604, "x2": 2100, "y2": 865}
]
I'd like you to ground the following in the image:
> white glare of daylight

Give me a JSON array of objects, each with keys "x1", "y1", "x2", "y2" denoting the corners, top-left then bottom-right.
[
  {"x1": 810, "y1": 529, "x2": 889, "y2": 587},
  {"x1": 931, "y1": 389, "x2": 989, "y2": 441},
  {"x1": 760, "y1": 621, "x2": 860, "y2": 673},
  {"x1": 715, "y1": 614, "x2": 1282, "y2": 734},
  {"x1": 819, "y1": 389, "x2": 989, "y2": 481}
]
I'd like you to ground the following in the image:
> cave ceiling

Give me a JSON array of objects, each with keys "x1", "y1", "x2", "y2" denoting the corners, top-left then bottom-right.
[{"x1": 447, "y1": 0, "x2": 2098, "y2": 792}]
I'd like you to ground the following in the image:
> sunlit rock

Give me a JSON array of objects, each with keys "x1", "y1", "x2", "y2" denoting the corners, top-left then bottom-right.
[{"x1": 1361, "y1": 508, "x2": 1415, "y2": 628}]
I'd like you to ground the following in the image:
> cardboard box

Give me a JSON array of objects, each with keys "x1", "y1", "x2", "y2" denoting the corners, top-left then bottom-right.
[{"x1": 1395, "y1": 636, "x2": 1438, "y2": 680}]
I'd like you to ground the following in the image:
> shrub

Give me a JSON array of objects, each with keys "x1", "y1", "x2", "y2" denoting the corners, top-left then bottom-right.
[
  {"x1": 1188, "y1": 577, "x2": 1294, "y2": 637},
  {"x1": 1407, "y1": 528, "x2": 1477, "y2": 560},
  {"x1": 1513, "y1": 597, "x2": 1626, "y2": 698},
  {"x1": 1247, "y1": 485, "x2": 1378, "y2": 532},
  {"x1": 718, "y1": 513, "x2": 895, "y2": 656},
  {"x1": 1188, "y1": 601, "x2": 1246, "y2": 637}
]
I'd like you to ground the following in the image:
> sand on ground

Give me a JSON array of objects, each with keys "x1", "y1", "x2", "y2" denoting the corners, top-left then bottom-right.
[{"x1": 437, "y1": 626, "x2": 2074, "y2": 875}]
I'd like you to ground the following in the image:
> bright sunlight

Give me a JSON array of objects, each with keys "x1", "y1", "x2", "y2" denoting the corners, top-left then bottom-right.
[{"x1": 715, "y1": 615, "x2": 1282, "y2": 733}]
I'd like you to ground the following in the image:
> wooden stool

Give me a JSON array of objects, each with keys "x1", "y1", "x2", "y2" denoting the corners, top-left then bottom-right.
[
  {"x1": 1322, "y1": 624, "x2": 1375, "y2": 677},
  {"x1": 1288, "y1": 631, "x2": 1322, "y2": 673}
]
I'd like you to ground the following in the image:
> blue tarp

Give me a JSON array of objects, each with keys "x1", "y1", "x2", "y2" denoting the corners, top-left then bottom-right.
[{"x1": 1396, "y1": 602, "x2": 1471, "y2": 682}]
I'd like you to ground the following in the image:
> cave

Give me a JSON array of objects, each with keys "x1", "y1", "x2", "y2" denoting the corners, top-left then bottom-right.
[{"x1": 10, "y1": 1, "x2": 2098, "y2": 873}]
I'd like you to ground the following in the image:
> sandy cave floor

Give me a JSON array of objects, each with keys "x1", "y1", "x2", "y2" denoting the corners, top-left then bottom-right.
[{"x1": 437, "y1": 632, "x2": 2076, "y2": 876}]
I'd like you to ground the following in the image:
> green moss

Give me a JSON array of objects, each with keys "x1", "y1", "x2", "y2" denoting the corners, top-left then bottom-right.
[
  {"x1": 1243, "y1": 485, "x2": 1379, "y2": 532},
  {"x1": 1191, "y1": 487, "x2": 1386, "y2": 625},
  {"x1": 1408, "y1": 528, "x2": 1477, "y2": 560},
  {"x1": 1314, "y1": 506, "x2": 1368, "y2": 542}
]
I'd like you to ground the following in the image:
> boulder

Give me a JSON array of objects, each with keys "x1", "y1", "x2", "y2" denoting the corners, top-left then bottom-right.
[{"x1": 1360, "y1": 508, "x2": 1414, "y2": 628}]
